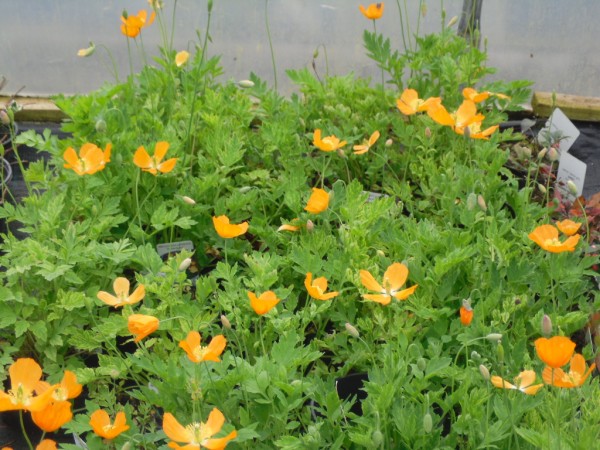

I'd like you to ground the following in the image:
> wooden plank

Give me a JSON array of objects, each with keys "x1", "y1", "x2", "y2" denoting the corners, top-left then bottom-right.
[
  {"x1": 0, "y1": 96, "x2": 67, "y2": 122},
  {"x1": 531, "y1": 91, "x2": 600, "y2": 122}
]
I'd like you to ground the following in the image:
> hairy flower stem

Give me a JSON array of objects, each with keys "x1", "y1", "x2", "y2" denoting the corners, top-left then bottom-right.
[
  {"x1": 264, "y1": 0, "x2": 278, "y2": 91},
  {"x1": 19, "y1": 410, "x2": 34, "y2": 450}
]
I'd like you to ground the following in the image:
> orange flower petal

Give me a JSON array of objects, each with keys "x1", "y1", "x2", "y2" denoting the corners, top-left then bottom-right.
[
  {"x1": 535, "y1": 336, "x2": 576, "y2": 369},
  {"x1": 304, "y1": 188, "x2": 330, "y2": 214}
]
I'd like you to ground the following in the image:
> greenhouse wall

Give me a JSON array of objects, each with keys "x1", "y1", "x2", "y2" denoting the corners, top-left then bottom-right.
[{"x1": 1, "y1": 0, "x2": 599, "y2": 98}]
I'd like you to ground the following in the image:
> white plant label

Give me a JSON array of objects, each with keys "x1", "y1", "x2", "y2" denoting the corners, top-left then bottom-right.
[
  {"x1": 556, "y1": 152, "x2": 587, "y2": 201},
  {"x1": 538, "y1": 107, "x2": 580, "y2": 155},
  {"x1": 156, "y1": 240, "x2": 195, "y2": 257}
]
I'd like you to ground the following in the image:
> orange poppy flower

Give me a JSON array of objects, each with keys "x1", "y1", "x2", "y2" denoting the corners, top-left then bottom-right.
[
  {"x1": 120, "y1": 10, "x2": 156, "y2": 38},
  {"x1": 133, "y1": 141, "x2": 177, "y2": 175},
  {"x1": 535, "y1": 336, "x2": 576, "y2": 369},
  {"x1": 359, "y1": 3, "x2": 384, "y2": 20},
  {"x1": 128, "y1": 314, "x2": 159, "y2": 343},
  {"x1": 305, "y1": 272, "x2": 339, "y2": 301},
  {"x1": 179, "y1": 331, "x2": 227, "y2": 363},
  {"x1": 542, "y1": 353, "x2": 595, "y2": 388},
  {"x1": 556, "y1": 219, "x2": 582, "y2": 236},
  {"x1": 212, "y1": 215, "x2": 249, "y2": 238},
  {"x1": 89, "y1": 410, "x2": 130, "y2": 439},
  {"x1": 353, "y1": 131, "x2": 380, "y2": 155},
  {"x1": 490, "y1": 370, "x2": 544, "y2": 395},
  {"x1": 460, "y1": 305, "x2": 473, "y2": 326},
  {"x1": 462, "y1": 87, "x2": 510, "y2": 102},
  {"x1": 304, "y1": 188, "x2": 330, "y2": 214},
  {"x1": 35, "y1": 370, "x2": 82, "y2": 402},
  {"x1": 163, "y1": 409, "x2": 237, "y2": 449},
  {"x1": 427, "y1": 99, "x2": 485, "y2": 131},
  {"x1": 277, "y1": 218, "x2": 302, "y2": 232},
  {"x1": 36, "y1": 440, "x2": 58, "y2": 450},
  {"x1": 248, "y1": 290, "x2": 281, "y2": 315},
  {"x1": 97, "y1": 277, "x2": 146, "y2": 308},
  {"x1": 63, "y1": 143, "x2": 111, "y2": 175},
  {"x1": 312, "y1": 129, "x2": 347, "y2": 152},
  {"x1": 359, "y1": 262, "x2": 418, "y2": 305},
  {"x1": 0, "y1": 358, "x2": 57, "y2": 412},
  {"x1": 528, "y1": 224, "x2": 580, "y2": 253},
  {"x1": 396, "y1": 89, "x2": 441, "y2": 116},
  {"x1": 454, "y1": 121, "x2": 499, "y2": 140},
  {"x1": 175, "y1": 50, "x2": 190, "y2": 67},
  {"x1": 31, "y1": 400, "x2": 73, "y2": 432}
]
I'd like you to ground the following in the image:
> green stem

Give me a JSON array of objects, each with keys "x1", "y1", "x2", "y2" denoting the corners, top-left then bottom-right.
[
  {"x1": 19, "y1": 410, "x2": 34, "y2": 450},
  {"x1": 265, "y1": 0, "x2": 278, "y2": 91}
]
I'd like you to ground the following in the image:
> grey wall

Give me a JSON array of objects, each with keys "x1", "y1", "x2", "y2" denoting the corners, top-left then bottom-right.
[{"x1": 0, "y1": 1, "x2": 598, "y2": 98}]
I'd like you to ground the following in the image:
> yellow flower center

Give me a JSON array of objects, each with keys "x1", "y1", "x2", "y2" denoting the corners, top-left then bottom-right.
[
  {"x1": 9, "y1": 384, "x2": 32, "y2": 406},
  {"x1": 563, "y1": 371, "x2": 582, "y2": 386},
  {"x1": 192, "y1": 346, "x2": 210, "y2": 361},
  {"x1": 185, "y1": 422, "x2": 212, "y2": 445},
  {"x1": 544, "y1": 238, "x2": 562, "y2": 248}
]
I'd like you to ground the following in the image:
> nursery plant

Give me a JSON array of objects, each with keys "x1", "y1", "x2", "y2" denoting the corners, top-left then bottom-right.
[{"x1": 1, "y1": 1, "x2": 599, "y2": 449}]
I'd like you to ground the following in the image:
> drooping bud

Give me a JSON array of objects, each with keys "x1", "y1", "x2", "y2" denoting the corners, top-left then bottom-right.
[
  {"x1": 385, "y1": 138, "x2": 393, "y2": 147},
  {"x1": 372, "y1": 430, "x2": 384, "y2": 447},
  {"x1": 466, "y1": 193, "x2": 477, "y2": 210},
  {"x1": 477, "y1": 194, "x2": 487, "y2": 212},
  {"x1": 470, "y1": 350, "x2": 481, "y2": 361},
  {"x1": 178, "y1": 257, "x2": 192, "y2": 272},
  {"x1": 181, "y1": 195, "x2": 196, "y2": 205},
  {"x1": 0, "y1": 109, "x2": 10, "y2": 125},
  {"x1": 416, "y1": 357, "x2": 427, "y2": 371},
  {"x1": 306, "y1": 219, "x2": 314, "y2": 232},
  {"x1": 220, "y1": 314, "x2": 232, "y2": 330},
  {"x1": 567, "y1": 180, "x2": 578, "y2": 196},
  {"x1": 541, "y1": 314, "x2": 552, "y2": 337},
  {"x1": 423, "y1": 412, "x2": 433, "y2": 433},
  {"x1": 537, "y1": 183, "x2": 547, "y2": 194},
  {"x1": 479, "y1": 364, "x2": 490, "y2": 381},
  {"x1": 337, "y1": 148, "x2": 347, "y2": 159},
  {"x1": 547, "y1": 147, "x2": 559, "y2": 161},
  {"x1": 77, "y1": 42, "x2": 96, "y2": 57},
  {"x1": 238, "y1": 79, "x2": 255, "y2": 89},
  {"x1": 424, "y1": 127, "x2": 432, "y2": 139},
  {"x1": 95, "y1": 119, "x2": 107, "y2": 133},
  {"x1": 344, "y1": 322, "x2": 360, "y2": 339},
  {"x1": 446, "y1": 15, "x2": 458, "y2": 27},
  {"x1": 485, "y1": 333, "x2": 503, "y2": 342},
  {"x1": 497, "y1": 342, "x2": 505, "y2": 364},
  {"x1": 537, "y1": 147, "x2": 548, "y2": 159}
]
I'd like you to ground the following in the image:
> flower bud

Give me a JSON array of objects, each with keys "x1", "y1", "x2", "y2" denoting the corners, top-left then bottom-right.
[
  {"x1": 178, "y1": 257, "x2": 192, "y2": 272},
  {"x1": 336, "y1": 148, "x2": 347, "y2": 159},
  {"x1": 376, "y1": 249, "x2": 385, "y2": 257},
  {"x1": 372, "y1": 430, "x2": 384, "y2": 447},
  {"x1": 77, "y1": 42, "x2": 96, "y2": 57},
  {"x1": 567, "y1": 180, "x2": 578, "y2": 196},
  {"x1": 470, "y1": 350, "x2": 481, "y2": 361},
  {"x1": 121, "y1": 443, "x2": 132, "y2": 450},
  {"x1": 385, "y1": 138, "x2": 393, "y2": 147},
  {"x1": 537, "y1": 147, "x2": 548, "y2": 159},
  {"x1": 447, "y1": 15, "x2": 458, "y2": 27},
  {"x1": 0, "y1": 109, "x2": 10, "y2": 125},
  {"x1": 239, "y1": 186, "x2": 252, "y2": 194},
  {"x1": 95, "y1": 119, "x2": 107, "y2": 133},
  {"x1": 220, "y1": 314, "x2": 232, "y2": 330},
  {"x1": 423, "y1": 412, "x2": 433, "y2": 433},
  {"x1": 479, "y1": 364, "x2": 490, "y2": 381},
  {"x1": 497, "y1": 342, "x2": 505, "y2": 364},
  {"x1": 181, "y1": 195, "x2": 196, "y2": 205},
  {"x1": 344, "y1": 322, "x2": 360, "y2": 338},
  {"x1": 477, "y1": 194, "x2": 487, "y2": 212},
  {"x1": 541, "y1": 314, "x2": 552, "y2": 337},
  {"x1": 463, "y1": 125, "x2": 471, "y2": 140},
  {"x1": 424, "y1": 127, "x2": 432, "y2": 139},
  {"x1": 238, "y1": 80, "x2": 255, "y2": 89},
  {"x1": 547, "y1": 147, "x2": 559, "y2": 161},
  {"x1": 485, "y1": 333, "x2": 503, "y2": 342},
  {"x1": 306, "y1": 219, "x2": 314, "y2": 232},
  {"x1": 466, "y1": 193, "x2": 477, "y2": 210},
  {"x1": 417, "y1": 357, "x2": 427, "y2": 371},
  {"x1": 537, "y1": 183, "x2": 547, "y2": 194},
  {"x1": 207, "y1": 0, "x2": 213, "y2": 12}
]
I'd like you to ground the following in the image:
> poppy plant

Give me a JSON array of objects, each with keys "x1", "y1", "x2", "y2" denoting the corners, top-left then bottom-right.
[
  {"x1": 97, "y1": 277, "x2": 146, "y2": 308},
  {"x1": 359, "y1": 3, "x2": 384, "y2": 20},
  {"x1": 89, "y1": 410, "x2": 130, "y2": 439},
  {"x1": 305, "y1": 272, "x2": 339, "y2": 301},
  {"x1": 555, "y1": 219, "x2": 582, "y2": 236},
  {"x1": 163, "y1": 408, "x2": 237, "y2": 449},
  {"x1": 0, "y1": 358, "x2": 57, "y2": 412},
  {"x1": 396, "y1": 89, "x2": 441, "y2": 116},
  {"x1": 63, "y1": 143, "x2": 111, "y2": 176},
  {"x1": 542, "y1": 353, "x2": 595, "y2": 388},
  {"x1": 248, "y1": 290, "x2": 281, "y2": 315},
  {"x1": 359, "y1": 262, "x2": 418, "y2": 305},
  {"x1": 179, "y1": 331, "x2": 227, "y2": 363},
  {"x1": 120, "y1": 10, "x2": 156, "y2": 38},
  {"x1": 490, "y1": 370, "x2": 544, "y2": 395},
  {"x1": 427, "y1": 99, "x2": 485, "y2": 131},
  {"x1": 212, "y1": 215, "x2": 249, "y2": 238},
  {"x1": 535, "y1": 336, "x2": 576, "y2": 368},
  {"x1": 528, "y1": 224, "x2": 580, "y2": 253},
  {"x1": 176, "y1": 50, "x2": 190, "y2": 67},
  {"x1": 304, "y1": 188, "x2": 330, "y2": 214},
  {"x1": 353, "y1": 131, "x2": 380, "y2": 155},
  {"x1": 133, "y1": 141, "x2": 177, "y2": 175},
  {"x1": 31, "y1": 400, "x2": 73, "y2": 432},
  {"x1": 312, "y1": 129, "x2": 347, "y2": 152},
  {"x1": 128, "y1": 314, "x2": 159, "y2": 343}
]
